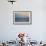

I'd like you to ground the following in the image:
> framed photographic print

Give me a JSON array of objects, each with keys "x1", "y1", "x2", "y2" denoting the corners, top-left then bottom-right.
[{"x1": 13, "y1": 11, "x2": 32, "y2": 25}]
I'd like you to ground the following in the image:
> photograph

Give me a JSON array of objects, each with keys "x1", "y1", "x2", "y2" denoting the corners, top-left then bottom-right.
[{"x1": 13, "y1": 11, "x2": 32, "y2": 25}]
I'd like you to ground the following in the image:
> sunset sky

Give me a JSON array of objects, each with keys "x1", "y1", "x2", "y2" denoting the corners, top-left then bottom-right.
[{"x1": 15, "y1": 11, "x2": 32, "y2": 17}]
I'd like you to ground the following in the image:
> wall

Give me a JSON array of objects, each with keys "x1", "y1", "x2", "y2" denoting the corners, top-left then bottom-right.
[{"x1": 0, "y1": 0, "x2": 46, "y2": 41}]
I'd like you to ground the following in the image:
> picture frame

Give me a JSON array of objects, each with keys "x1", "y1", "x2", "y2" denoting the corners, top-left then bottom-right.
[{"x1": 13, "y1": 11, "x2": 32, "y2": 25}]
